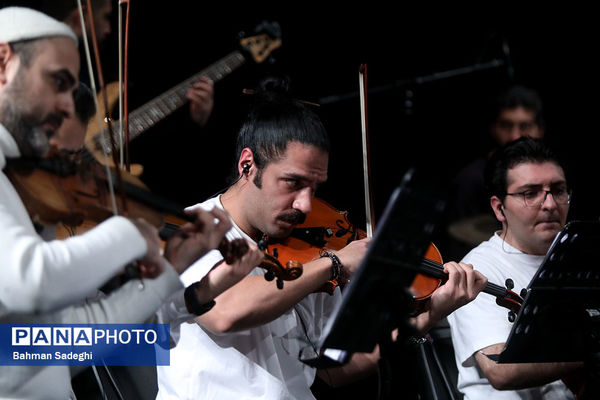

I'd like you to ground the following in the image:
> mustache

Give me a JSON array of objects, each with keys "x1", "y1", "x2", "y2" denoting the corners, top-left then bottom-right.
[{"x1": 277, "y1": 209, "x2": 306, "y2": 225}]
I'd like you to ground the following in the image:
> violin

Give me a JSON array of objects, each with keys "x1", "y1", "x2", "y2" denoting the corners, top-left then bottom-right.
[
  {"x1": 262, "y1": 197, "x2": 366, "y2": 294},
  {"x1": 5, "y1": 155, "x2": 302, "y2": 287},
  {"x1": 160, "y1": 216, "x2": 303, "y2": 289},
  {"x1": 260, "y1": 196, "x2": 523, "y2": 315},
  {"x1": 5, "y1": 156, "x2": 162, "y2": 229},
  {"x1": 354, "y1": 64, "x2": 524, "y2": 313},
  {"x1": 414, "y1": 243, "x2": 524, "y2": 315}
]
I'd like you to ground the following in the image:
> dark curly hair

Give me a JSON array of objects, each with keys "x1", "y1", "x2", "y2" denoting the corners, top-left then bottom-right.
[{"x1": 484, "y1": 137, "x2": 566, "y2": 201}]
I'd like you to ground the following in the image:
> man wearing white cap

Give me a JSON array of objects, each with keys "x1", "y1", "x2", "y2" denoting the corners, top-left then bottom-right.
[
  {"x1": 0, "y1": 4, "x2": 173, "y2": 321},
  {"x1": 0, "y1": 6, "x2": 261, "y2": 398}
]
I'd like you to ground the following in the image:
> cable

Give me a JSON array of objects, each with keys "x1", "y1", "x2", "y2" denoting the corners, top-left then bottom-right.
[
  {"x1": 91, "y1": 365, "x2": 109, "y2": 400},
  {"x1": 102, "y1": 365, "x2": 125, "y2": 400}
]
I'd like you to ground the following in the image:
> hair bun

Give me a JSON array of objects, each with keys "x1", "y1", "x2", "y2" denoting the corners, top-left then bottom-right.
[{"x1": 257, "y1": 75, "x2": 291, "y2": 97}]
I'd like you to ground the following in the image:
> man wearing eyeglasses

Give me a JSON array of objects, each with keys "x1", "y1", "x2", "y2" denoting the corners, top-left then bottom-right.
[{"x1": 447, "y1": 137, "x2": 583, "y2": 400}]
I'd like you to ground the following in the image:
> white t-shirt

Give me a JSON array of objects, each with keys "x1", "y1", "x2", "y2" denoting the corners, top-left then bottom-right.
[
  {"x1": 157, "y1": 196, "x2": 342, "y2": 400},
  {"x1": 447, "y1": 233, "x2": 575, "y2": 400}
]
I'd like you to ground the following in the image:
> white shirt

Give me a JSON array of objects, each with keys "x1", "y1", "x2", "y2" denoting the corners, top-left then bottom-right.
[
  {"x1": 0, "y1": 266, "x2": 186, "y2": 399},
  {"x1": 0, "y1": 124, "x2": 193, "y2": 398},
  {"x1": 447, "y1": 233, "x2": 575, "y2": 400},
  {"x1": 1, "y1": 124, "x2": 149, "y2": 317},
  {"x1": 157, "y1": 196, "x2": 342, "y2": 400}
]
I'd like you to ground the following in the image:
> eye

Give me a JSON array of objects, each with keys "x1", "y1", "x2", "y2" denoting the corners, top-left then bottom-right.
[
  {"x1": 284, "y1": 178, "x2": 300, "y2": 188},
  {"x1": 55, "y1": 76, "x2": 66, "y2": 88},
  {"x1": 50, "y1": 72, "x2": 73, "y2": 92},
  {"x1": 519, "y1": 122, "x2": 535, "y2": 132},
  {"x1": 498, "y1": 120, "x2": 514, "y2": 130},
  {"x1": 523, "y1": 190, "x2": 539, "y2": 200}
]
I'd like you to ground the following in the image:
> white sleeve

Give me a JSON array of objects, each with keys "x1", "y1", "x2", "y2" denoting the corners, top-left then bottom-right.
[
  {"x1": 447, "y1": 251, "x2": 516, "y2": 367},
  {"x1": 0, "y1": 213, "x2": 147, "y2": 314},
  {"x1": 56, "y1": 263, "x2": 183, "y2": 325}
]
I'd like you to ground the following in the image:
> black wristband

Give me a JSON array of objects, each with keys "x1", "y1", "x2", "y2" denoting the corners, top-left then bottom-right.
[
  {"x1": 184, "y1": 282, "x2": 216, "y2": 316},
  {"x1": 320, "y1": 251, "x2": 343, "y2": 281}
]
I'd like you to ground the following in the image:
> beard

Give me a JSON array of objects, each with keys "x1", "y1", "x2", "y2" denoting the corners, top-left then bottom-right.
[{"x1": 0, "y1": 91, "x2": 61, "y2": 158}]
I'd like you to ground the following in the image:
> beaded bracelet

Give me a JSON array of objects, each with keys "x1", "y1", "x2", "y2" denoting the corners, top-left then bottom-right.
[{"x1": 320, "y1": 251, "x2": 343, "y2": 281}]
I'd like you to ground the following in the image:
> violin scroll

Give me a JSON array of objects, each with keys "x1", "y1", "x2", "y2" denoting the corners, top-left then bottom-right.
[
  {"x1": 261, "y1": 253, "x2": 303, "y2": 290},
  {"x1": 257, "y1": 237, "x2": 303, "y2": 290},
  {"x1": 497, "y1": 278, "x2": 524, "y2": 322}
]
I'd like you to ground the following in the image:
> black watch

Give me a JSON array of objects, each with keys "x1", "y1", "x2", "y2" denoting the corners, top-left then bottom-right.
[{"x1": 184, "y1": 283, "x2": 216, "y2": 316}]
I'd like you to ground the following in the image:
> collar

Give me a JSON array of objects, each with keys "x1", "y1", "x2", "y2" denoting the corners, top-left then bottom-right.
[{"x1": 0, "y1": 123, "x2": 22, "y2": 169}]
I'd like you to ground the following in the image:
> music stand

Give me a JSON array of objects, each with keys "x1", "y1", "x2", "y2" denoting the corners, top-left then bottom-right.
[
  {"x1": 301, "y1": 169, "x2": 446, "y2": 370},
  {"x1": 496, "y1": 220, "x2": 600, "y2": 364}
]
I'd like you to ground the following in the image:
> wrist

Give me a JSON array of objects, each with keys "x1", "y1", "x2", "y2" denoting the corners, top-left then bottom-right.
[
  {"x1": 319, "y1": 251, "x2": 344, "y2": 281},
  {"x1": 184, "y1": 281, "x2": 216, "y2": 316},
  {"x1": 412, "y1": 312, "x2": 433, "y2": 336}
]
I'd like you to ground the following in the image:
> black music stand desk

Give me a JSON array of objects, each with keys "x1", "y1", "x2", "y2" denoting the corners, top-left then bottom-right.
[
  {"x1": 302, "y1": 170, "x2": 446, "y2": 368},
  {"x1": 496, "y1": 220, "x2": 600, "y2": 364}
]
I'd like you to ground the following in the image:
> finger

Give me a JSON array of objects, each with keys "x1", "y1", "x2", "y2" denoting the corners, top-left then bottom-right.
[
  {"x1": 139, "y1": 262, "x2": 158, "y2": 279},
  {"x1": 178, "y1": 210, "x2": 206, "y2": 233},
  {"x1": 240, "y1": 246, "x2": 262, "y2": 272},
  {"x1": 198, "y1": 76, "x2": 214, "y2": 85},
  {"x1": 472, "y1": 269, "x2": 488, "y2": 295},
  {"x1": 444, "y1": 261, "x2": 468, "y2": 294},
  {"x1": 186, "y1": 207, "x2": 212, "y2": 228},
  {"x1": 209, "y1": 207, "x2": 232, "y2": 235},
  {"x1": 187, "y1": 89, "x2": 211, "y2": 103},
  {"x1": 194, "y1": 77, "x2": 214, "y2": 90},
  {"x1": 454, "y1": 262, "x2": 484, "y2": 298},
  {"x1": 248, "y1": 245, "x2": 263, "y2": 266}
]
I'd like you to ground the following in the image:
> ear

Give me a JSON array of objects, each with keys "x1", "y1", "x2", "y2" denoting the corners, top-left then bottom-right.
[
  {"x1": 0, "y1": 43, "x2": 13, "y2": 86},
  {"x1": 490, "y1": 196, "x2": 506, "y2": 222},
  {"x1": 238, "y1": 148, "x2": 255, "y2": 178}
]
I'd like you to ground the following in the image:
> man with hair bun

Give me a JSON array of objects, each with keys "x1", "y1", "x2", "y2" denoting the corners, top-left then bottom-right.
[{"x1": 157, "y1": 77, "x2": 488, "y2": 399}]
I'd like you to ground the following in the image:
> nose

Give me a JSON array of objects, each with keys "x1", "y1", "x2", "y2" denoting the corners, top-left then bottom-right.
[
  {"x1": 292, "y1": 188, "x2": 313, "y2": 215},
  {"x1": 508, "y1": 126, "x2": 522, "y2": 141},
  {"x1": 541, "y1": 190, "x2": 558, "y2": 210}
]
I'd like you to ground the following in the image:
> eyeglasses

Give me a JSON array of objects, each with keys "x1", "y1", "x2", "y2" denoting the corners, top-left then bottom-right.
[{"x1": 506, "y1": 187, "x2": 572, "y2": 207}]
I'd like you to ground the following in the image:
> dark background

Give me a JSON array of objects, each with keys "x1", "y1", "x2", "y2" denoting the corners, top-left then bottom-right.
[
  {"x1": 2, "y1": 3, "x2": 599, "y2": 398},
  {"x1": 120, "y1": 6, "x2": 600, "y2": 257},
  {"x1": 5, "y1": 2, "x2": 600, "y2": 256}
]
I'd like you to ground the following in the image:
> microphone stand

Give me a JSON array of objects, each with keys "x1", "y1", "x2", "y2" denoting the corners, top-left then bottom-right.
[{"x1": 318, "y1": 58, "x2": 506, "y2": 105}]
